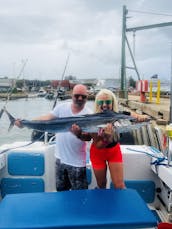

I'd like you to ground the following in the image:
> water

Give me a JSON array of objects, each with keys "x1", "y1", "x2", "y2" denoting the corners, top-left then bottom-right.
[
  {"x1": 0, "y1": 97, "x2": 55, "y2": 145},
  {"x1": 0, "y1": 97, "x2": 94, "y2": 146}
]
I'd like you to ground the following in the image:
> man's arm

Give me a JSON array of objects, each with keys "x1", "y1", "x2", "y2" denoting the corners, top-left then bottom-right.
[
  {"x1": 15, "y1": 113, "x2": 57, "y2": 128},
  {"x1": 33, "y1": 113, "x2": 57, "y2": 121}
]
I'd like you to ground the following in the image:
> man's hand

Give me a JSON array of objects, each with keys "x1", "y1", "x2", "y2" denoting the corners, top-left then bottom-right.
[
  {"x1": 70, "y1": 124, "x2": 82, "y2": 137},
  {"x1": 14, "y1": 119, "x2": 23, "y2": 128}
]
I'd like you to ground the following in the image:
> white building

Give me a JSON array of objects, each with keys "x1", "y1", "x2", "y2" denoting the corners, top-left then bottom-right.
[{"x1": 0, "y1": 77, "x2": 15, "y2": 92}]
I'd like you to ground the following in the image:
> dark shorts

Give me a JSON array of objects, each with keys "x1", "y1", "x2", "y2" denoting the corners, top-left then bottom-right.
[{"x1": 55, "y1": 159, "x2": 88, "y2": 191}]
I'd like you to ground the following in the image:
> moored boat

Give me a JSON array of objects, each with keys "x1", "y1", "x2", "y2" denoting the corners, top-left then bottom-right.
[
  {"x1": 45, "y1": 91, "x2": 55, "y2": 100},
  {"x1": 37, "y1": 89, "x2": 47, "y2": 97}
]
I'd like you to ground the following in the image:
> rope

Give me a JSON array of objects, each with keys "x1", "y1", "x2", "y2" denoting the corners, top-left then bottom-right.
[
  {"x1": 126, "y1": 147, "x2": 170, "y2": 166},
  {"x1": 0, "y1": 132, "x2": 45, "y2": 155}
]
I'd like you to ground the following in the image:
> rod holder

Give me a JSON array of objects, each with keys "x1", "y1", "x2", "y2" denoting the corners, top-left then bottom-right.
[{"x1": 166, "y1": 124, "x2": 172, "y2": 166}]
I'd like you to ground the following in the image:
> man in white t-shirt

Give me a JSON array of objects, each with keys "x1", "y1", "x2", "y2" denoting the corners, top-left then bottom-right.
[
  {"x1": 50, "y1": 84, "x2": 92, "y2": 190},
  {"x1": 15, "y1": 84, "x2": 92, "y2": 191}
]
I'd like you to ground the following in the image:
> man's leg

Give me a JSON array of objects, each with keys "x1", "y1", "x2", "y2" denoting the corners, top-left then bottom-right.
[
  {"x1": 68, "y1": 165, "x2": 88, "y2": 190},
  {"x1": 56, "y1": 159, "x2": 71, "y2": 191}
]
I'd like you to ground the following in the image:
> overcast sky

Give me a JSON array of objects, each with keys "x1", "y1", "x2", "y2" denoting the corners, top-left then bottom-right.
[{"x1": 0, "y1": 0, "x2": 172, "y2": 81}]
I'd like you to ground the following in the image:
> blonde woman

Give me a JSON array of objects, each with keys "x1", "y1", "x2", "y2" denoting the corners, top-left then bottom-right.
[
  {"x1": 71, "y1": 89, "x2": 125, "y2": 189},
  {"x1": 94, "y1": 89, "x2": 119, "y2": 113}
]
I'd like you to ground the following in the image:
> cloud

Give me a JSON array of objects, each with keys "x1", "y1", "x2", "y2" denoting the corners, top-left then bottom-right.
[{"x1": 0, "y1": 0, "x2": 171, "y2": 81}]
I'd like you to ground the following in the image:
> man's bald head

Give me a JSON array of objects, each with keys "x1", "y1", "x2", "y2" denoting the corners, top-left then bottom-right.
[
  {"x1": 72, "y1": 84, "x2": 88, "y2": 109},
  {"x1": 72, "y1": 84, "x2": 88, "y2": 96}
]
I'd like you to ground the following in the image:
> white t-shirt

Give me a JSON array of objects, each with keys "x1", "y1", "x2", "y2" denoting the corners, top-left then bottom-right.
[{"x1": 50, "y1": 102, "x2": 92, "y2": 167}]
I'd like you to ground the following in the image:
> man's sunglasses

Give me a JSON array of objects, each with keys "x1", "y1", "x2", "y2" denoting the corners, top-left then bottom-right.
[
  {"x1": 73, "y1": 94, "x2": 87, "y2": 99},
  {"x1": 97, "y1": 100, "x2": 112, "y2": 106}
]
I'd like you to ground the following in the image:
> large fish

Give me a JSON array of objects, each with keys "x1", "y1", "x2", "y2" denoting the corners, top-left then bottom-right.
[{"x1": 4, "y1": 109, "x2": 137, "y2": 134}]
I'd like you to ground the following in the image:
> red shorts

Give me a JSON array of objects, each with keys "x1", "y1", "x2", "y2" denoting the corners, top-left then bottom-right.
[{"x1": 90, "y1": 142, "x2": 123, "y2": 169}]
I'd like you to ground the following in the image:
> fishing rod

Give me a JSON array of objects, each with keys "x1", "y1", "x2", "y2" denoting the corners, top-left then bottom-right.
[
  {"x1": 31, "y1": 53, "x2": 70, "y2": 142},
  {"x1": 53, "y1": 53, "x2": 70, "y2": 108},
  {"x1": 0, "y1": 59, "x2": 28, "y2": 119}
]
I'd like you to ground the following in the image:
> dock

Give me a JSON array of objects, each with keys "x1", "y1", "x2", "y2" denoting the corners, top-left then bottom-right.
[
  {"x1": 0, "y1": 93, "x2": 28, "y2": 100},
  {"x1": 119, "y1": 95, "x2": 170, "y2": 124}
]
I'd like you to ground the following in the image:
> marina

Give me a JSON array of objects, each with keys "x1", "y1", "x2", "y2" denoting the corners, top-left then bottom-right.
[{"x1": 0, "y1": 93, "x2": 170, "y2": 146}]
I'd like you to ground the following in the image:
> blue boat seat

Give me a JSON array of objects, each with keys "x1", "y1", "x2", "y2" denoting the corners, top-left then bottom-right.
[
  {"x1": 7, "y1": 152, "x2": 44, "y2": 176},
  {"x1": 111, "y1": 180, "x2": 155, "y2": 203},
  {"x1": 1, "y1": 178, "x2": 44, "y2": 198},
  {"x1": 0, "y1": 152, "x2": 45, "y2": 197}
]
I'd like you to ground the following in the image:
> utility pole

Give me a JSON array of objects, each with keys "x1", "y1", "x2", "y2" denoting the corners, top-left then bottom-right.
[
  {"x1": 120, "y1": 5, "x2": 128, "y2": 99},
  {"x1": 120, "y1": 5, "x2": 172, "y2": 99}
]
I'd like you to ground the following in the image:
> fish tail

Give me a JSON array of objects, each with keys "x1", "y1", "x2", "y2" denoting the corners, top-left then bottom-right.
[
  {"x1": 4, "y1": 109, "x2": 16, "y2": 131},
  {"x1": 0, "y1": 108, "x2": 4, "y2": 119}
]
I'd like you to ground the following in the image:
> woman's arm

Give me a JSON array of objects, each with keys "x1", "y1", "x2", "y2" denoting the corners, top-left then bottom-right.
[
  {"x1": 122, "y1": 110, "x2": 149, "y2": 122},
  {"x1": 130, "y1": 111, "x2": 149, "y2": 122}
]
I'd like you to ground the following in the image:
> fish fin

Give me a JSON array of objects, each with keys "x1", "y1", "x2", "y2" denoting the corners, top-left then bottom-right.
[{"x1": 4, "y1": 109, "x2": 16, "y2": 131}]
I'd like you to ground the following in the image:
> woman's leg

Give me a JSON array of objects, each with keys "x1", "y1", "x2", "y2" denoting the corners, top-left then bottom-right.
[
  {"x1": 108, "y1": 162, "x2": 125, "y2": 189},
  {"x1": 90, "y1": 144, "x2": 107, "y2": 188},
  {"x1": 93, "y1": 166, "x2": 107, "y2": 188}
]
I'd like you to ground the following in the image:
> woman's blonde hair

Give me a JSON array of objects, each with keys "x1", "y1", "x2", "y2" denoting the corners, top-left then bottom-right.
[{"x1": 94, "y1": 89, "x2": 119, "y2": 113}]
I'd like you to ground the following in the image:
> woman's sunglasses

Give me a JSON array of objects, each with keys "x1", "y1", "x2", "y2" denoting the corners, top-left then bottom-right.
[
  {"x1": 97, "y1": 100, "x2": 112, "y2": 106},
  {"x1": 73, "y1": 94, "x2": 87, "y2": 99}
]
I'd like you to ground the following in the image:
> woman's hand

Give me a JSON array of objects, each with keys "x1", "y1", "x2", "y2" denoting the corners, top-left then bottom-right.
[
  {"x1": 136, "y1": 114, "x2": 149, "y2": 122},
  {"x1": 131, "y1": 112, "x2": 149, "y2": 122},
  {"x1": 99, "y1": 123, "x2": 115, "y2": 143},
  {"x1": 103, "y1": 123, "x2": 114, "y2": 135}
]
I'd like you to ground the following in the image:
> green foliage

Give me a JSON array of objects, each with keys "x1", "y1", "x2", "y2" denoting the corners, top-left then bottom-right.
[{"x1": 12, "y1": 88, "x2": 17, "y2": 93}]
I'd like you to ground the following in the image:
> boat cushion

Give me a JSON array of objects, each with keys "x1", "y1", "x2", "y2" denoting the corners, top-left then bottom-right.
[
  {"x1": 1, "y1": 178, "x2": 44, "y2": 198},
  {"x1": 8, "y1": 152, "x2": 44, "y2": 176},
  {"x1": 0, "y1": 189, "x2": 157, "y2": 228},
  {"x1": 111, "y1": 180, "x2": 155, "y2": 203}
]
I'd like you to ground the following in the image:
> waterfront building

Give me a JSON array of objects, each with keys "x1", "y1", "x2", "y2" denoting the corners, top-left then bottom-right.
[{"x1": 0, "y1": 77, "x2": 15, "y2": 92}]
